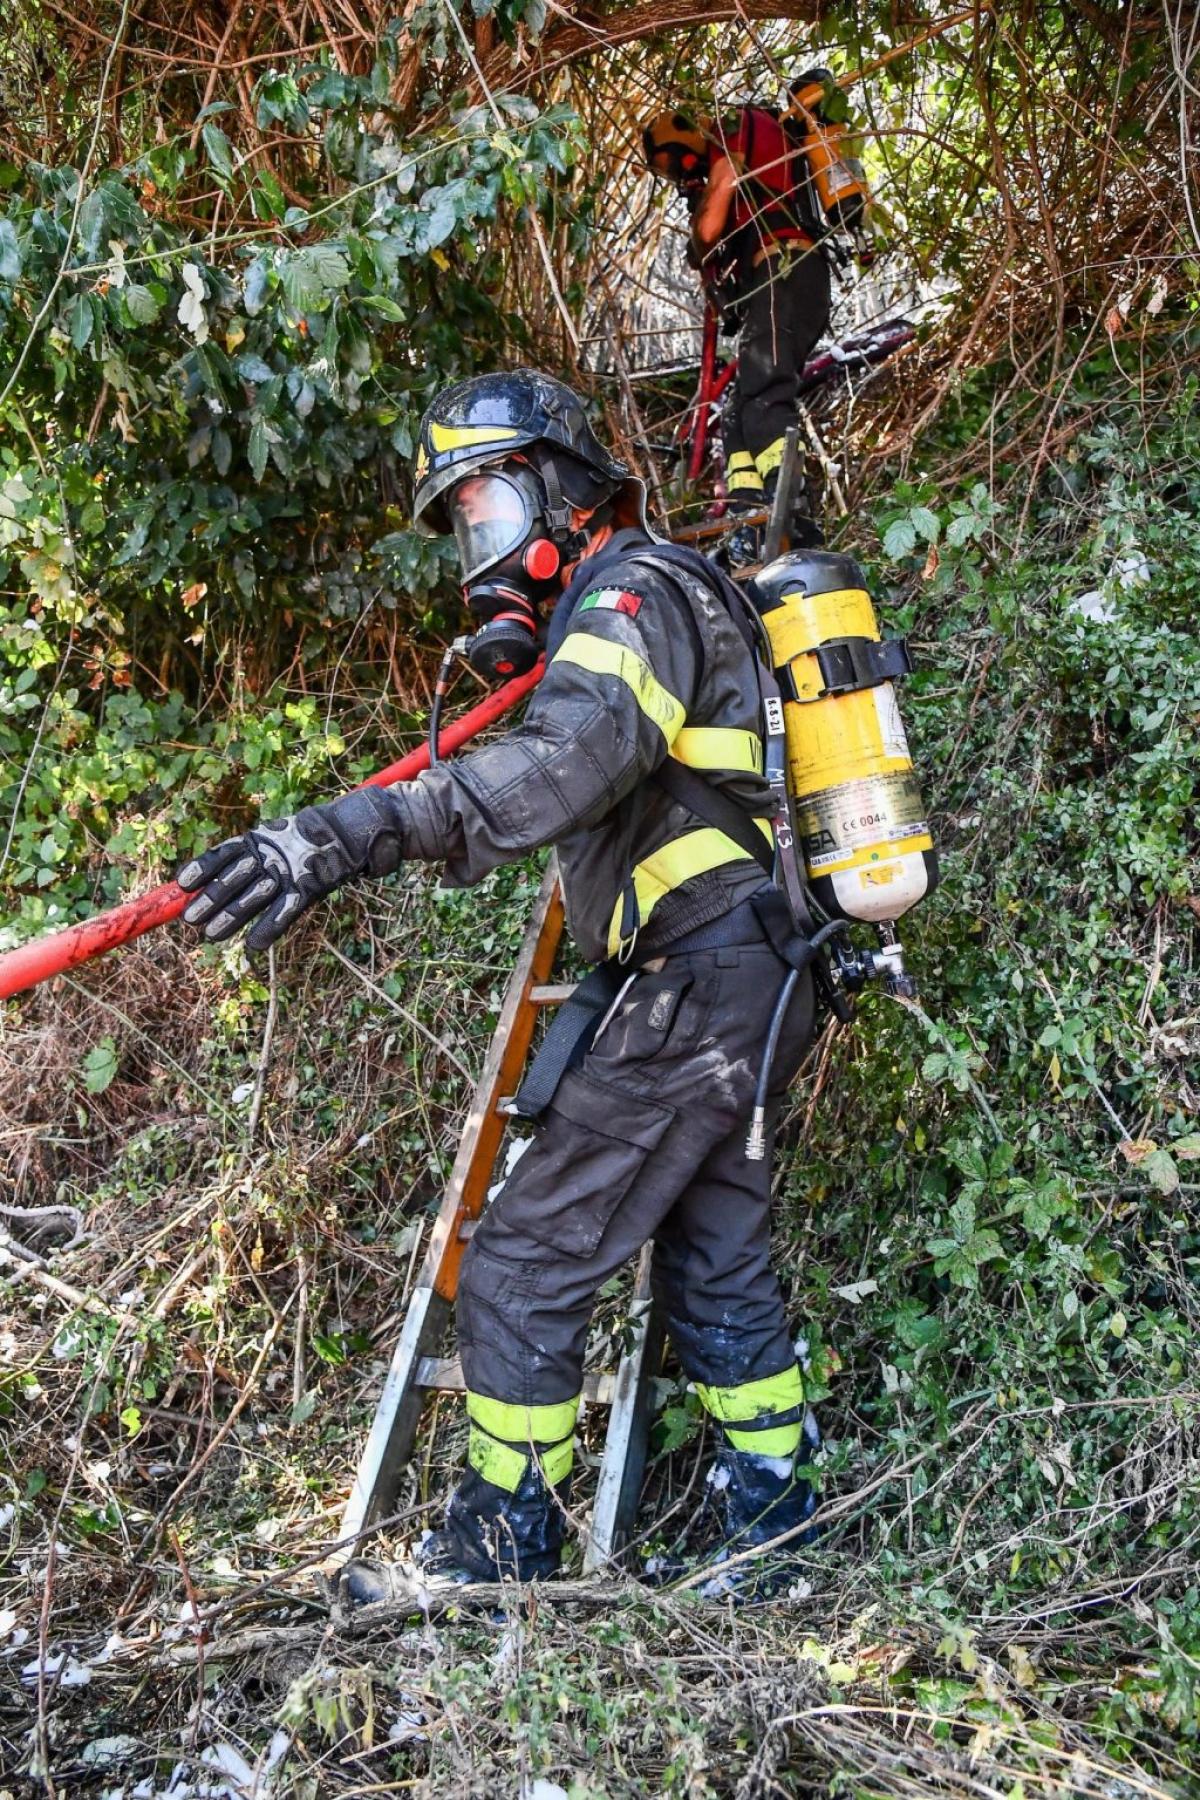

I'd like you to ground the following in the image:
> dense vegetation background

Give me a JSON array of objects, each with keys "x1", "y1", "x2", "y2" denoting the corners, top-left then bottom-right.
[{"x1": 1, "y1": 2, "x2": 1198, "y2": 1795}]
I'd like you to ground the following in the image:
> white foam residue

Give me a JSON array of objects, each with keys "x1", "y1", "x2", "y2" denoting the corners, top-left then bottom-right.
[{"x1": 487, "y1": 1134, "x2": 533, "y2": 1201}]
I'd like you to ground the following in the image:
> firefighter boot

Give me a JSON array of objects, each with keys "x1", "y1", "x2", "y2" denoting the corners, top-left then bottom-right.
[
  {"x1": 336, "y1": 1464, "x2": 567, "y2": 1610},
  {"x1": 718, "y1": 447, "x2": 766, "y2": 569},
  {"x1": 422, "y1": 1460, "x2": 570, "y2": 1584},
  {"x1": 701, "y1": 1410, "x2": 822, "y2": 1600},
  {"x1": 789, "y1": 461, "x2": 827, "y2": 548}
]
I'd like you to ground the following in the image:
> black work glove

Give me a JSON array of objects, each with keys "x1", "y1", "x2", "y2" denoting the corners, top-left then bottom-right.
[{"x1": 177, "y1": 787, "x2": 407, "y2": 952}]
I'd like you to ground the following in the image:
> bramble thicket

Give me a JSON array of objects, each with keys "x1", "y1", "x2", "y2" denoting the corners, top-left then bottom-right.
[{"x1": 1, "y1": 3, "x2": 1198, "y2": 1795}]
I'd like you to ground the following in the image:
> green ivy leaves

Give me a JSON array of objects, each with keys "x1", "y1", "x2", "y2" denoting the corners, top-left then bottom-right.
[
  {"x1": 279, "y1": 244, "x2": 351, "y2": 313},
  {"x1": 82, "y1": 1037, "x2": 119, "y2": 1094},
  {"x1": 879, "y1": 483, "x2": 997, "y2": 575},
  {"x1": 122, "y1": 284, "x2": 161, "y2": 325},
  {"x1": 926, "y1": 1195, "x2": 1003, "y2": 1289},
  {"x1": 201, "y1": 123, "x2": 235, "y2": 182},
  {"x1": 0, "y1": 85, "x2": 580, "y2": 641}
]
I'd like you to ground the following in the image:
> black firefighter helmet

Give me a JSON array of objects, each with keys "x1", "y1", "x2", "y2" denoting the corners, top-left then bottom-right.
[{"x1": 412, "y1": 369, "x2": 632, "y2": 538}]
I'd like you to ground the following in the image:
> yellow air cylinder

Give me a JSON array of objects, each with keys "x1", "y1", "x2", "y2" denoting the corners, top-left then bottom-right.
[
  {"x1": 754, "y1": 551, "x2": 937, "y2": 924},
  {"x1": 789, "y1": 82, "x2": 868, "y2": 232}
]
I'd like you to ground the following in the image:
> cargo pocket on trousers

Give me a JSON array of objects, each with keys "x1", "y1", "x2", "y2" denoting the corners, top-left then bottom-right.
[{"x1": 518, "y1": 1069, "x2": 676, "y2": 1259}]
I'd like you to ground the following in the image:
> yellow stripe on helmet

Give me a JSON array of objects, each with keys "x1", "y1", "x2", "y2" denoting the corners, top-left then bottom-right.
[{"x1": 428, "y1": 422, "x2": 521, "y2": 453}]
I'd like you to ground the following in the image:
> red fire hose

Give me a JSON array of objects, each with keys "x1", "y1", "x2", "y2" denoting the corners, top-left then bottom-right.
[{"x1": 0, "y1": 660, "x2": 545, "y2": 1003}]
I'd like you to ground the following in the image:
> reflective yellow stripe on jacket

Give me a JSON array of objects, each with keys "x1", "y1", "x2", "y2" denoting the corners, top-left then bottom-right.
[
  {"x1": 671, "y1": 727, "x2": 762, "y2": 774},
  {"x1": 553, "y1": 631, "x2": 686, "y2": 743},
  {"x1": 552, "y1": 627, "x2": 770, "y2": 957},
  {"x1": 607, "y1": 821, "x2": 773, "y2": 957},
  {"x1": 609, "y1": 724, "x2": 769, "y2": 957}
]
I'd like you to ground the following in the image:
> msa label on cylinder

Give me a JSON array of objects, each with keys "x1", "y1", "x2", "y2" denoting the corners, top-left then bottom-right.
[{"x1": 797, "y1": 771, "x2": 929, "y2": 868}]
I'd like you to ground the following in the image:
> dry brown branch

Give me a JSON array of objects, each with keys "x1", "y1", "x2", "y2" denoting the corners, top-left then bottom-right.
[{"x1": 479, "y1": 0, "x2": 826, "y2": 95}]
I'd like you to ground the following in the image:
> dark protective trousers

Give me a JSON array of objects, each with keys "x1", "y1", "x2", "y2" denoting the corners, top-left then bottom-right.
[
  {"x1": 446, "y1": 938, "x2": 816, "y2": 1580},
  {"x1": 723, "y1": 246, "x2": 833, "y2": 489}
]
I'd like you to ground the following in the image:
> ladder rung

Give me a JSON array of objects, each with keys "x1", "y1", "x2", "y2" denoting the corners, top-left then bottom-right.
[
  {"x1": 416, "y1": 1355, "x2": 616, "y2": 1408},
  {"x1": 530, "y1": 983, "x2": 576, "y2": 1006}
]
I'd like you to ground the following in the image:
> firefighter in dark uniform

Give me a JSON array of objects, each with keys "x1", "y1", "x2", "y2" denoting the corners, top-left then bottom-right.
[
  {"x1": 177, "y1": 371, "x2": 820, "y2": 1594},
  {"x1": 644, "y1": 82, "x2": 871, "y2": 556}
]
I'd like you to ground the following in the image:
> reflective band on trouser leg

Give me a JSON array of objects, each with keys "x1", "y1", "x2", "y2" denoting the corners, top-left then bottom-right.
[
  {"x1": 727, "y1": 450, "x2": 763, "y2": 495},
  {"x1": 553, "y1": 633, "x2": 686, "y2": 744},
  {"x1": 605, "y1": 820, "x2": 774, "y2": 958},
  {"x1": 754, "y1": 437, "x2": 788, "y2": 482},
  {"x1": 466, "y1": 1391, "x2": 581, "y2": 1494},
  {"x1": 696, "y1": 1365, "x2": 805, "y2": 1457}
]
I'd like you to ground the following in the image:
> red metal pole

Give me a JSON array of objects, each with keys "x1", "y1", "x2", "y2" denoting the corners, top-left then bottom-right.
[
  {"x1": 0, "y1": 660, "x2": 545, "y2": 1003},
  {"x1": 686, "y1": 297, "x2": 720, "y2": 484}
]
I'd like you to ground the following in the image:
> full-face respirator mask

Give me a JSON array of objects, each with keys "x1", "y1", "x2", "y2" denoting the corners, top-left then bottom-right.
[{"x1": 447, "y1": 464, "x2": 579, "y2": 682}]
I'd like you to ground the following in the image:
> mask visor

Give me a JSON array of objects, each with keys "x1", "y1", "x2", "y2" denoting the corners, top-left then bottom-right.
[{"x1": 448, "y1": 473, "x2": 534, "y2": 585}]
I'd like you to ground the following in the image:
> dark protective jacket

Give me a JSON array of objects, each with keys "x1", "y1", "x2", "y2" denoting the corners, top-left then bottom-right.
[{"x1": 391, "y1": 531, "x2": 773, "y2": 964}]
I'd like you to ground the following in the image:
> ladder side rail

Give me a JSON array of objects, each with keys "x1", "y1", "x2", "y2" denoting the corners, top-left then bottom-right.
[{"x1": 583, "y1": 1243, "x2": 666, "y2": 1574}]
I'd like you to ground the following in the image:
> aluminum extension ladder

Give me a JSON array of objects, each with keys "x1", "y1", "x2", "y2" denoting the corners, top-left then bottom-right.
[{"x1": 335, "y1": 859, "x2": 664, "y2": 1575}]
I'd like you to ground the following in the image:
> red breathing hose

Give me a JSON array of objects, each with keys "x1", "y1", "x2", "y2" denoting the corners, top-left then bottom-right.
[{"x1": 0, "y1": 659, "x2": 545, "y2": 1003}]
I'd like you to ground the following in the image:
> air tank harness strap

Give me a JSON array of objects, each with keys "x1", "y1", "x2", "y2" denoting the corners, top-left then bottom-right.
[
  {"x1": 509, "y1": 961, "x2": 624, "y2": 1122},
  {"x1": 651, "y1": 759, "x2": 774, "y2": 879},
  {"x1": 748, "y1": 886, "x2": 817, "y2": 979},
  {"x1": 784, "y1": 635, "x2": 912, "y2": 703}
]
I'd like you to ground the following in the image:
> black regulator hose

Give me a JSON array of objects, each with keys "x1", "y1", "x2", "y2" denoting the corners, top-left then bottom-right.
[
  {"x1": 746, "y1": 968, "x2": 799, "y2": 1162},
  {"x1": 746, "y1": 919, "x2": 849, "y2": 1161},
  {"x1": 427, "y1": 644, "x2": 458, "y2": 769}
]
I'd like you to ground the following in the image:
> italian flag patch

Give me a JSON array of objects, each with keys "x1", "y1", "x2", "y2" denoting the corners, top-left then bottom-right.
[{"x1": 579, "y1": 586, "x2": 643, "y2": 617}]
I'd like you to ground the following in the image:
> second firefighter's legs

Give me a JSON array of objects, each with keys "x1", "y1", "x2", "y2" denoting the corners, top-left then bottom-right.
[{"x1": 724, "y1": 247, "x2": 832, "y2": 551}]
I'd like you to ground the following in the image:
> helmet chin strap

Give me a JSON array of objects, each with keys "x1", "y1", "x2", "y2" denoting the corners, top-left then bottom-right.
[
  {"x1": 560, "y1": 522, "x2": 614, "y2": 590},
  {"x1": 537, "y1": 457, "x2": 593, "y2": 566}
]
